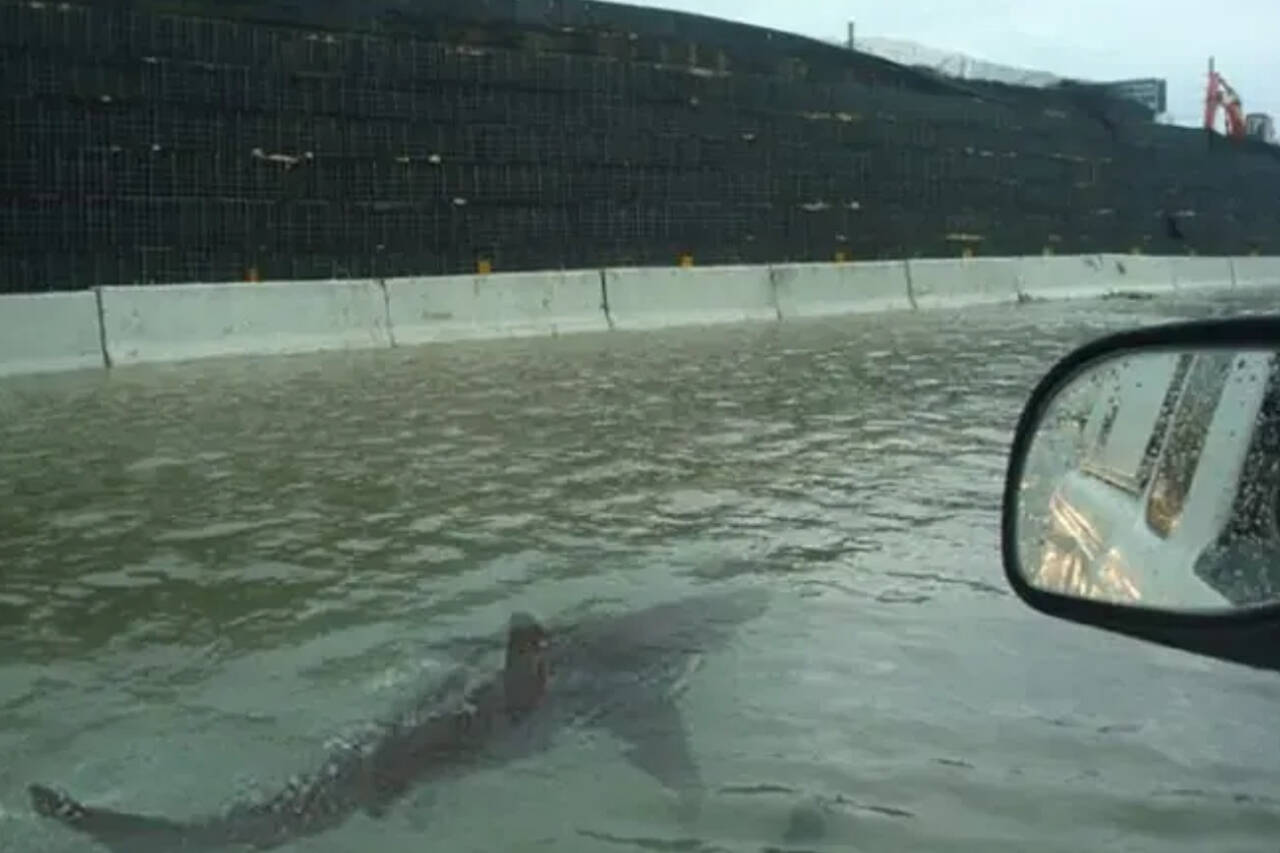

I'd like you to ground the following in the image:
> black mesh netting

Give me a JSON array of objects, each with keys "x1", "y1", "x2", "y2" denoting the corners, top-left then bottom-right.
[{"x1": 2, "y1": 0, "x2": 1278, "y2": 291}]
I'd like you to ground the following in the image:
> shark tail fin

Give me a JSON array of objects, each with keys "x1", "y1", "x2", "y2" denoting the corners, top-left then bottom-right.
[{"x1": 30, "y1": 783, "x2": 198, "y2": 853}]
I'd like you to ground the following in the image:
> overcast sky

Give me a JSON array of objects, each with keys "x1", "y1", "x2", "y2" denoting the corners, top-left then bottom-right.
[{"x1": 621, "y1": 0, "x2": 1278, "y2": 128}]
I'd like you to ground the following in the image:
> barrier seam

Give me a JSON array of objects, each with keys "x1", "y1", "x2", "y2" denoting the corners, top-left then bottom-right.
[
  {"x1": 903, "y1": 260, "x2": 919, "y2": 310},
  {"x1": 377, "y1": 277, "x2": 397, "y2": 347},
  {"x1": 599, "y1": 269, "x2": 615, "y2": 330},
  {"x1": 767, "y1": 267, "x2": 783, "y2": 322},
  {"x1": 1013, "y1": 267, "x2": 1028, "y2": 304},
  {"x1": 1230, "y1": 257, "x2": 1238, "y2": 289},
  {"x1": 92, "y1": 286, "x2": 113, "y2": 369}
]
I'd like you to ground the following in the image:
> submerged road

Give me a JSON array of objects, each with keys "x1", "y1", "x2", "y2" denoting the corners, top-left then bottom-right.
[{"x1": 3, "y1": 289, "x2": 1280, "y2": 852}]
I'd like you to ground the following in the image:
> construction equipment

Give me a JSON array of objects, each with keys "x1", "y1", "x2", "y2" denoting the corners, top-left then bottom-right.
[
  {"x1": 1204, "y1": 58, "x2": 1247, "y2": 138},
  {"x1": 1205, "y1": 57, "x2": 1275, "y2": 143}
]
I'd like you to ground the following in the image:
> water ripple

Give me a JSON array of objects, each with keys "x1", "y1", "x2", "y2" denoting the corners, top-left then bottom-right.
[{"x1": 3, "y1": 292, "x2": 1280, "y2": 851}]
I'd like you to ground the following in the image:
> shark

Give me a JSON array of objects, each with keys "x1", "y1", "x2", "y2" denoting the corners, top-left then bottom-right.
[{"x1": 28, "y1": 586, "x2": 769, "y2": 852}]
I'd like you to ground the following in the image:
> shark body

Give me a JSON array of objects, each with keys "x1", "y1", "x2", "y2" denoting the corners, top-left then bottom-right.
[{"x1": 29, "y1": 587, "x2": 768, "y2": 851}]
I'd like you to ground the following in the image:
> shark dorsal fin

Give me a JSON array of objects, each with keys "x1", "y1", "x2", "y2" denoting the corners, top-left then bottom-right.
[{"x1": 504, "y1": 612, "x2": 549, "y2": 713}]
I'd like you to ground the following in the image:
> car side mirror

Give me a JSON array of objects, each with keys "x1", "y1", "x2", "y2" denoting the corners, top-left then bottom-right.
[{"x1": 1002, "y1": 316, "x2": 1280, "y2": 672}]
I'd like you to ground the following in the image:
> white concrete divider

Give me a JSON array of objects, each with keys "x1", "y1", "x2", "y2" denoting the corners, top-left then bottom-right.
[
  {"x1": 7, "y1": 253, "x2": 1280, "y2": 380},
  {"x1": 1169, "y1": 256, "x2": 1235, "y2": 291},
  {"x1": 385, "y1": 270, "x2": 607, "y2": 344},
  {"x1": 1097, "y1": 254, "x2": 1175, "y2": 294},
  {"x1": 771, "y1": 261, "x2": 912, "y2": 318},
  {"x1": 98, "y1": 280, "x2": 391, "y2": 366},
  {"x1": 1015, "y1": 254, "x2": 1123, "y2": 300},
  {"x1": 603, "y1": 265, "x2": 778, "y2": 330},
  {"x1": 1233, "y1": 256, "x2": 1280, "y2": 288},
  {"x1": 906, "y1": 257, "x2": 1023, "y2": 309},
  {"x1": 0, "y1": 292, "x2": 105, "y2": 377}
]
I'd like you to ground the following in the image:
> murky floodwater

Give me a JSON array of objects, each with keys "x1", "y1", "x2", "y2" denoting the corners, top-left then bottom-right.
[{"x1": 4, "y1": 290, "x2": 1280, "y2": 853}]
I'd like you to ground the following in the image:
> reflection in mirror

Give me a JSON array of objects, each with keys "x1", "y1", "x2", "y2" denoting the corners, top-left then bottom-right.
[{"x1": 1015, "y1": 346, "x2": 1280, "y2": 614}]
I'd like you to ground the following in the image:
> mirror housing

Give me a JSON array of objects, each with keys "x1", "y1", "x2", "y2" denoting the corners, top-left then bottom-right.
[{"x1": 1002, "y1": 316, "x2": 1280, "y2": 673}]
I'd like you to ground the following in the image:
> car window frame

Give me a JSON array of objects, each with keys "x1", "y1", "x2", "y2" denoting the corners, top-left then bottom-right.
[
  {"x1": 1145, "y1": 351, "x2": 1237, "y2": 538},
  {"x1": 1079, "y1": 352, "x2": 1193, "y2": 496}
]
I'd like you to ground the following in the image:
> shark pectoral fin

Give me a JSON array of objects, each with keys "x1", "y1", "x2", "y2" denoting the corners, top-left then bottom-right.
[
  {"x1": 603, "y1": 698, "x2": 704, "y2": 809},
  {"x1": 623, "y1": 740, "x2": 705, "y2": 826}
]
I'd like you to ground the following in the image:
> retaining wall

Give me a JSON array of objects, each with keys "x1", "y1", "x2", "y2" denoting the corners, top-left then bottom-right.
[
  {"x1": 3, "y1": 254, "x2": 1278, "y2": 379},
  {"x1": 385, "y1": 270, "x2": 608, "y2": 344},
  {"x1": 0, "y1": 292, "x2": 105, "y2": 377},
  {"x1": 98, "y1": 280, "x2": 391, "y2": 366}
]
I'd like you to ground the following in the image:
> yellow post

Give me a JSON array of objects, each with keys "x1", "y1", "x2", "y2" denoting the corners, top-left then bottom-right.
[
  {"x1": 834, "y1": 250, "x2": 848, "y2": 263},
  {"x1": 678, "y1": 253, "x2": 694, "y2": 268},
  {"x1": 476, "y1": 258, "x2": 492, "y2": 275}
]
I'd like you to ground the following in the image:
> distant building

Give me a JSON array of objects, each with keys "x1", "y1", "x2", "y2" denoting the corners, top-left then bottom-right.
[
  {"x1": 852, "y1": 37, "x2": 1168, "y2": 122},
  {"x1": 1247, "y1": 113, "x2": 1277, "y2": 144}
]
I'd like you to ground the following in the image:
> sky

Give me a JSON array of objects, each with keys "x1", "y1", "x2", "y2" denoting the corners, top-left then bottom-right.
[{"x1": 621, "y1": 0, "x2": 1278, "y2": 128}]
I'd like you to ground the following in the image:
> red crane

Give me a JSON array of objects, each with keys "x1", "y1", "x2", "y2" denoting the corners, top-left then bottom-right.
[{"x1": 1204, "y1": 57, "x2": 1247, "y2": 138}]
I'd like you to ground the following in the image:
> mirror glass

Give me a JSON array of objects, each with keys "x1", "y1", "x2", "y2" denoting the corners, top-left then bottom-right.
[{"x1": 1013, "y1": 345, "x2": 1280, "y2": 614}]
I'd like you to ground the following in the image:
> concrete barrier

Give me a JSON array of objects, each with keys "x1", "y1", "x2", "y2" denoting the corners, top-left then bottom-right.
[
  {"x1": 385, "y1": 270, "x2": 607, "y2": 344},
  {"x1": 1169, "y1": 256, "x2": 1235, "y2": 291},
  {"x1": 1015, "y1": 254, "x2": 1121, "y2": 300},
  {"x1": 906, "y1": 257, "x2": 1023, "y2": 309},
  {"x1": 1098, "y1": 254, "x2": 1174, "y2": 294},
  {"x1": 98, "y1": 280, "x2": 391, "y2": 366},
  {"x1": 1233, "y1": 256, "x2": 1280, "y2": 287},
  {"x1": 5, "y1": 254, "x2": 1279, "y2": 379},
  {"x1": 0, "y1": 292, "x2": 105, "y2": 377},
  {"x1": 771, "y1": 261, "x2": 912, "y2": 318},
  {"x1": 603, "y1": 266, "x2": 778, "y2": 330}
]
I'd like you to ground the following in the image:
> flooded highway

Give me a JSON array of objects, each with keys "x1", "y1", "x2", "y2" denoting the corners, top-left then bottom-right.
[{"x1": 4, "y1": 290, "x2": 1280, "y2": 853}]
